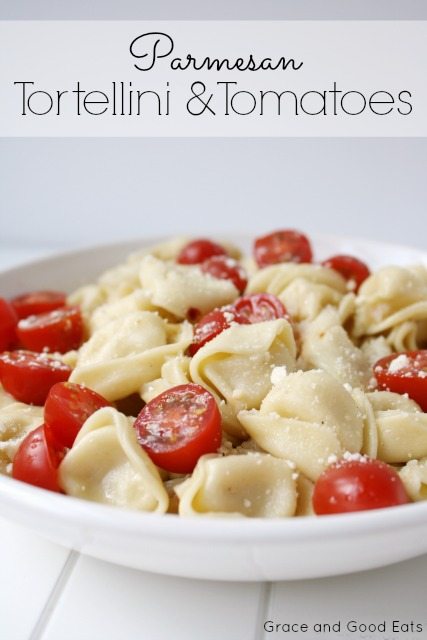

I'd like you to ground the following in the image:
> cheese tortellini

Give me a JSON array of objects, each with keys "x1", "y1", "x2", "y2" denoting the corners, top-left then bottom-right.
[
  {"x1": 70, "y1": 311, "x2": 192, "y2": 401},
  {"x1": 190, "y1": 318, "x2": 297, "y2": 437},
  {"x1": 0, "y1": 393, "x2": 44, "y2": 474},
  {"x1": 238, "y1": 370, "x2": 364, "y2": 481},
  {"x1": 247, "y1": 263, "x2": 348, "y2": 321},
  {"x1": 139, "y1": 255, "x2": 239, "y2": 320},
  {"x1": 176, "y1": 453, "x2": 297, "y2": 518},
  {"x1": 354, "y1": 265, "x2": 427, "y2": 344},
  {"x1": 59, "y1": 407, "x2": 168, "y2": 513}
]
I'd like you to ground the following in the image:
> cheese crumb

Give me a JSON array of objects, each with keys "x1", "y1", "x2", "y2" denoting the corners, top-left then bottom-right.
[
  {"x1": 388, "y1": 354, "x2": 410, "y2": 374},
  {"x1": 270, "y1": 366, "x2": 288, "y2": 385}
]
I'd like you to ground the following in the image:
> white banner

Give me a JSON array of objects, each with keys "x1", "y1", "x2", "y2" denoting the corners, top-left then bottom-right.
[{"x1": 0, "y1": 21, "x2": 426, "y2": 136}]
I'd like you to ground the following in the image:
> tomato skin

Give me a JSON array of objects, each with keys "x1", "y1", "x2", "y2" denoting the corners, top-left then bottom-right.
[
  {"x1": 0, "y1": 298, "x2": 18, "y2": 351},
  {"x1": 177, "y1": 239, "x2": 227, "y2": 265},
  {"x1": 187, "y1": 307, "x2": 248, "y2": 357},
  {"x1": 233, "y1": 293, "x2": 289, "y2": 324},
  {"x1": 10, "y1": 290, "x2": 66, "y2": 320},
  {"x1": 12, "y1": 425, "x2": 63, "y2": 492},
  {"x1": 134, "y1": 383, "x2": 222, "y2": 474},
  {"x1": 254, "y1": 230, "x2": 313, "y2": 268},
  {"x1": 373, "y1": 351, "x2": 427, "y2": 411},
  {"x1": 0, "y1": 351, "x2": 71, "y2": 405},
  {"x1": 201, "y1": 255, "x2": 247, "y2": 293},
  {"x1": 321, "y1": 254, "x2": 371, "y2": 291},
  {"x1": 313, "y1": 458, "x2": 410, "y2": 515},
  {"x1": 16, "y1": 306, "x2": 84, "y2": 354},
  {"x1": 44, "y1": 382, "x2": 111, "y2": 449}
]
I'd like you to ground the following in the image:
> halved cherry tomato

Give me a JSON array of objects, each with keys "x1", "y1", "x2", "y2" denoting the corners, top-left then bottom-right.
[
  {"x1": 134, "y1": 383, "x2": 222, "y2": 474},
  {"x1": 187, "y1": 307, "x2": 248, "y2": 357},
  {"x1": 44, "y1": 382, "x2": 111, "y2": 449},
  {"x1": 12, "y1": 425, "x2": 63, "y2": 492},
  {"x1": 373, "y1": 351, "x2": 427, "y2": 411},
  {"x1": 177, "y1": 239, "x2": 227, "y2": 265},
  {"x1": 321, "y1": 254, "x2": 370, "y2": 292},
  {"x1": 0, "y1": 351, "x2": 71, "y2": 405},
  {"x1": 233, "y1": 293, "x2": 289, "y2": 324},
  {"x1": 201, "y1": 255, "x2": 247, "y2": 293},
  {"x1": 254, "y1": 230, "x2": 313, "y2": 268},
  {"x1": 0, "y1": 298, "x2": 18, "y2": 350},
  {"x1": 11, "y1": 290, "x2": 66, "y2": 320},
  {"x1": 313, "y1": 457, "x2": 409, "y2": 515},
  {"x1": 16, "y1": 306, "x2": 84, "y2": 353}
]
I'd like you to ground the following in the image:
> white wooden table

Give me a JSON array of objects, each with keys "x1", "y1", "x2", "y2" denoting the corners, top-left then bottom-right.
[{"x1": 1, "y1": 245, "x2": 427, "y2": 640}]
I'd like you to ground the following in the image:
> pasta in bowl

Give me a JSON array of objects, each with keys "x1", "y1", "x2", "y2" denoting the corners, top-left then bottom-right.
[{"x1": 1, "y1": 232, "x2": 427, "y2": 581}]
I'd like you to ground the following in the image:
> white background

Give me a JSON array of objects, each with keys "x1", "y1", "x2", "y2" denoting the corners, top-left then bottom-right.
[{"x1": 1, "y1": 137, "x2": 426, "y2": 259}]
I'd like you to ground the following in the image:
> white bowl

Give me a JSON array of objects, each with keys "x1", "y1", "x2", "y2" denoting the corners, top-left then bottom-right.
[{"x1": 1, "y1": 234, "x2": 427, "y2": 582}]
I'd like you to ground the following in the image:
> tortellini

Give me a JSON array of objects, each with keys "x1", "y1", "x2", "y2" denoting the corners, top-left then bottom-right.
[
  {"x1": 238, "y1": 370, "x2": 364, "y2": 481},
  {"x1": 70, "y1": 311, "x2": 192, "y2": 401},
  {"x1": 247, "y1": 263, "x2": 348, "y2": 321},
  {"x1": 399, "y1": 458, "x2": 427, "y2": 501},
  {"x1": 88, "y1": 290, "x2": 158, "y2": 334},
  {"x1": 363, "y1": 391, "x2": 427, "y2": 463},
  {"x1": 354, "y1": 265, "x2": 427, "y2": 341},
  {"x1": 0, "y1": 397, "x2": 43, "y2": 474},
  {"x1": 139, "y1": 255, "x2": 239, "y2": 320},
  {"x1": 175, "y1": 453, "x2": 297, "y2": 518},
  {"x1": 59, "y1": 407, "x2": 168, "y2": 513},
  {"x1": 301, "y1": 299, "x2": 370, "y2": 388},
  {"x1": 190, "y1": 318, "x2": 297, "y2": 437},
  {"x1": 351, "y1": 389, "x2": 427, "y2": 462},
  {"x1": 141, "y1": 356, "x2": 191, "y2": 403}
]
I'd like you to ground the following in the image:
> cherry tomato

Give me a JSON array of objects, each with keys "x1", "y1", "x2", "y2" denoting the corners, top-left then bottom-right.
[
  {"x1": 0, "y1": 297, "x2": 18, "y2": 351},
  {"x1": 373, "y1": 351, "x2": 427, "y2": 411},
  {"x1": 187, "y1": 307, "x2": 248, "y2": 357},
  {"x1": 11, "y1": 290, "x2": 66, "y2": 320},
  {"x1": 16, "y1": 306, "x2": 84, "y2": 354},
  {"x1": 0, "y1": 351, "x2": 71, "y2": 405},
  {"x1": 321, "y1": 254, "x2": 371, "y2": 292},
  {"x1": 177, "y1": 239, "x2": 227, "y2": 265},
  {"x1": 134, "y1": 384, "x2": 221, "y2": 473},
  {"x1": 12, "y1": 425, "x2": 63, "y2": 492},
  {"x1": 233, "y1": 293, "x2": 289, "y2": 324},
  {"x1": 254, "y1": 230, "x2": 313, "y2": 268},
  {"x1": 44, "y1": 382, "x2": 111, "y2": 449},
  {"x1": 201, "y1": 255, "x2": 247, "y2": 293},
  {"x1": 313, "y1": 458, "x2": 409, "y2": 515}
]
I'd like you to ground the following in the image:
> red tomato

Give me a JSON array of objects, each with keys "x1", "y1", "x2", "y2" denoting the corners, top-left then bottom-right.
[
  {"x1": 321, "y1": 254, "x2": 371, "y2": 291},
  {"x1": 233, "y1": 293, "x2": 289, "y2": 324},
  {"x1": 373, "y1": 351, "x2": 427, "y2": 411},
  {"x1": 0, "y1": 351, "x2": 71, "y2": 405},
  {"x1": 177, "y1": 239, "x2": 227, "y2": 265},
  {"x1": 313, "y1": 458, "x2": 409, "y2": 515},
  {"x1": 254, "y1": 230, "x2": 313, "y2": 268},
  {"x1": 187, "y1": 307, "x2": 248, "y2": 357},
  {"x1": 0, "y1": 298, "x2": 18, "y2": 351},
  {"x1": 201, "y1": 255, "x2": 247, "y2": 293},
  {"x1": 134, "y1": 383, "x2": 222, "y2": 473},
  {"x1": 12, "y1": 425, "x2": 63, "y2": 492},
  {"x1": 44, "y1": 382, "x2": 111, "y2": 449},
  {"x1": 16, "y1": 306, "x2": 84, "y2": 354},
  {"x1": 10, "y1": 290, "x2": 66, "y2": 320}
]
